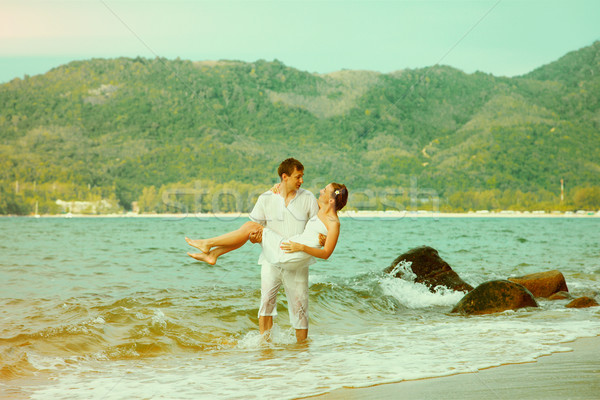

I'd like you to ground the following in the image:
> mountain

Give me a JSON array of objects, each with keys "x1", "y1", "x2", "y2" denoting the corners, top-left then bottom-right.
[{"x1": 1, "y1": 42, "x2": 599, "y2": 214}]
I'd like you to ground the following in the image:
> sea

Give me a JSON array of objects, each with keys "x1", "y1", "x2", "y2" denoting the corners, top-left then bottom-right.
[{"x1": 1, "y1": 215, "x2": 599, "y2": 399}]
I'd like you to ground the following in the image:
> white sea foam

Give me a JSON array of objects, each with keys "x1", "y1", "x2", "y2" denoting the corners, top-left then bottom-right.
[
  {"x1": 151, "y1": 309, "x2": 167, "y2": 328},
  {"x1": 91, "y1": 316, "x2": 105, "y2": 324},
  {"x1": 236, "y1": 324, "x2": 297, "y2": 349},
  {"x1": 378, "y1": 273, "x2": 465, "y2": 308},
  {"x1": 28, "y1": 316, "x2": 600, "y2": 400},
  {"x1": 26, "y1": 353, "x2": 73, "y2": 371},
  {"x1": 308, "y1": 273, "x2": 332, "y2": 285}
]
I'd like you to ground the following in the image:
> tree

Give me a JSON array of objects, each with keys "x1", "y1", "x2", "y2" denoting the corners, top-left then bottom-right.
[{"x1": 573, "y1": 187, "x2": 600, "y2": 210}]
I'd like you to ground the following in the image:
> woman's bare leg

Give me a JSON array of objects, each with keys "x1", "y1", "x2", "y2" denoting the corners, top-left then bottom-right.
[
  {"x1": 186, "y1": 221, "x2": 262, "y2": 253},
  {"x1": 187, "y1": 242, "x2": 245, "y2": 265}
]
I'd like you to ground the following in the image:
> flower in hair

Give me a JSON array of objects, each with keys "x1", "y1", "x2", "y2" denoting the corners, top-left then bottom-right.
[{"x1": 334, "y1": 190, "x2": 340, "y2": 195}]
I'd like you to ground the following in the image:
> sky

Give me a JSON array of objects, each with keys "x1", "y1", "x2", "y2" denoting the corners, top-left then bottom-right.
[{"x1": 0, "y1": 0, "x2": 599, "y2": 83}]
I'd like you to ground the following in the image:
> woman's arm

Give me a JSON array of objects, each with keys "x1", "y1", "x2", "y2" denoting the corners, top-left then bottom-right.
[{"x1": 281, "y1": 221, "x2": 340, "y2": 260}]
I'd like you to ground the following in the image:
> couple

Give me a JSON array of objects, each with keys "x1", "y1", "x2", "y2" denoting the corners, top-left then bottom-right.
[{"x1": 185, "y1": 158, "x2": 348, "y2": 343}]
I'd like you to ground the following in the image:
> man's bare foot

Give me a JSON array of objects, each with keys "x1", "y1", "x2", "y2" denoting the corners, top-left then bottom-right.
[
  {"x1": 185, "y1": 237, "x2": 211, "y2": 253},
  {"x1": 187, "y1": 251, "x2": 217, "y2": 265}
]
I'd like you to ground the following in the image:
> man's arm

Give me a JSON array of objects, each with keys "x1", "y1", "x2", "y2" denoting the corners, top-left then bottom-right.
[
  {"x1": 248, "y1": 191, "x2": 268, "y2": 243},
  {"x1": 248, "y1": 229, "x2": 262, "y2": 243},
  {"x1": 318, "y1": 233, "x2": 327, "y2": 247},
  {"x1": 249, "y1": 193, "x2": 267, "y2": 225},
  {"x1": 249, "y1": 229, "x2": 263, "y2": 244}
]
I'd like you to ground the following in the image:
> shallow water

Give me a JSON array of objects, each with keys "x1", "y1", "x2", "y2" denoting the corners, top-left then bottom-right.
[{"x1": 1, "y1": 216, "x2": 599, "y2": 399}]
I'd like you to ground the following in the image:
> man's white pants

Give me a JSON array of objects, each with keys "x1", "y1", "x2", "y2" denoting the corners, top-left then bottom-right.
[{"x1": 258, "y1": 261, "x2": 309, "y2": 330}]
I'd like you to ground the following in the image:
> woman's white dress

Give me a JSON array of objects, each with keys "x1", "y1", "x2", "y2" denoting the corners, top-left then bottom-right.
[{"x1": 261, "y1": 215, "x2": 328, "y2": 266}]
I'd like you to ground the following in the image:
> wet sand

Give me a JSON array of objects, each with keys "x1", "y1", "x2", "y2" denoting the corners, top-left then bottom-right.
[{"x1": 304, "y1": 335, "x2": 600, "y2": 400}]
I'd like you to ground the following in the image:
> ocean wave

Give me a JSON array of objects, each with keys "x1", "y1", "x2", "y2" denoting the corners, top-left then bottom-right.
[
  {"x1": 1, "y1": 270, "x2": 469, "y2": 382},
  {"x1": 309, "y1": 267, "x2": 467, "y2": 314},
  {"x1": 2, "y1": 269, "x2": 600, "y2": 399},
  {"x1": 0, "y1": 347, "x2": 37, "y2": 380}
]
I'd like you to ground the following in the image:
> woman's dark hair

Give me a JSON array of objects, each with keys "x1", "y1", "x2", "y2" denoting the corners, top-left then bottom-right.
[{"x1": 331, "y1": 183, "x2": 348, "y2": 211}]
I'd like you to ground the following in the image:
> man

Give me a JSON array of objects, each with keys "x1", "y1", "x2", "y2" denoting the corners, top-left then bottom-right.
[{"x1": 249, "y1": 158, "x2": 319, "y2": 342}]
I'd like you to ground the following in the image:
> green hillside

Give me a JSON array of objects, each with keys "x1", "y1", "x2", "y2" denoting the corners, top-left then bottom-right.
[{"x1": 1, "y1": 42, "x2": 599, "y2": 215}]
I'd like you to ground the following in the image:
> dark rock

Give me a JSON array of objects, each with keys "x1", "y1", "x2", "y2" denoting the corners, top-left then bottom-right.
[
  {"x1": 565, "y1": 297, "x2": 599, "y2": 308},
  {"x1": 384, "y1": 246, "x2": 473, "y2": 293},
  {"x1": 507, "y1": 270, "x2": 568, "y2": 298},
  {"x1": 548, "y1": 291, "x2": 573, "y2": 300},
  {"x1": 451, "y1": 280, "x2": 538, "y2": 315}
]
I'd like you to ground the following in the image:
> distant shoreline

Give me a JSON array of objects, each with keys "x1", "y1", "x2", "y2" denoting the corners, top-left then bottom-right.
[{"x1": 3, "y1": 210, "x2": 599, "y2": 219}]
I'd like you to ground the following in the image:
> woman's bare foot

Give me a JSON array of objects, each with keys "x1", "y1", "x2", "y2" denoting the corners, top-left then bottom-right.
[
  {"x1": 185, "y1": 237, "x2": 211, "y2": 254},
  {"x1": 187, "y1": 252, "x2": 217, "y2": 265}
]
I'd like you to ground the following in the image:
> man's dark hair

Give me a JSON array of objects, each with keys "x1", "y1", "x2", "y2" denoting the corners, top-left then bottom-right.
[{"x1": 278, "y1": 158, "x2": 304, "y2": 178}]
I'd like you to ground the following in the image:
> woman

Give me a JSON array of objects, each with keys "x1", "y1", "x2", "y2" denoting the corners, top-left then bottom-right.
[{"x1": 185, "y1": 183, "x2": 348, "y2": 266}]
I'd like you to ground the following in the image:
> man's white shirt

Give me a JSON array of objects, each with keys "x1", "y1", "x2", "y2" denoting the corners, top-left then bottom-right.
[{"x1": 249, "y1": 188, "x2": 318, "y2": 265}]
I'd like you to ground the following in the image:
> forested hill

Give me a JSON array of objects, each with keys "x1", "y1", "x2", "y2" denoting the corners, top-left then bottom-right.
[{"x1": 1, "y1": 41, "x2": 599, "y2": 214}]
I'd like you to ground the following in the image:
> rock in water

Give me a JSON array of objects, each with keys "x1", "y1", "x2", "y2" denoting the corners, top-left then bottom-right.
[
  {"x1": 507, "y1": 270, "x2": 568, "y2": 298},
  {"x1": 548, "y1": 291, "x2": 572, "y2": 301},
  {"x1": 565, "y1": 297, "x2": 599, "y2": 308},
  {"x1": 451, "y1": 280, "x2": 538, "y2": 315},
  {"x1": 384, "y1": 246, "x2": 473, "y2": 293}
]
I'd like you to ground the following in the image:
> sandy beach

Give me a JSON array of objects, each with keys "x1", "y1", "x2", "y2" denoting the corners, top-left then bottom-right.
[{"x1": 304, "y1": 335, "x2": 600, "y2": 400}]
